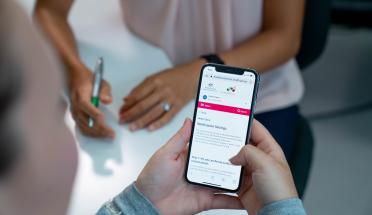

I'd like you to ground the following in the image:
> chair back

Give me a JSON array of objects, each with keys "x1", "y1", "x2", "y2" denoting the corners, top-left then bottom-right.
[{"x1": 296, "y1": 0, "x2": 332, "y2": 69}]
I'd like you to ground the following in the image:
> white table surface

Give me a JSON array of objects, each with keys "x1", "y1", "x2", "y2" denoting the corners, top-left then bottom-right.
[{"x1": 17, "y1": 0, "x2": 247, "y2": 214}]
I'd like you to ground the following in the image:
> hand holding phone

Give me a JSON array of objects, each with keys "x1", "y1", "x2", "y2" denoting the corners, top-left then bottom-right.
[
  {"x1": 185, "y1": 63, "x2": 259, "y2": 192},
  {"x1": 136, "y1": 118, "x2": 243, "y2": 215},
  {"x1": 230, "y1": 120, "x2": 298, "y2": 215}
]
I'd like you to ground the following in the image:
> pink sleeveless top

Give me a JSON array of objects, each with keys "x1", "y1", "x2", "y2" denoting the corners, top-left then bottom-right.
[{"x1": 121, "y1": 0, "x2": 304, "y2": 113}]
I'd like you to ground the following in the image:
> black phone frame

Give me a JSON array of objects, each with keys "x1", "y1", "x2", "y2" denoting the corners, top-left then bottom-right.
[{"x1": 184, "y1": 63, "x2": 260, "y2": 192}]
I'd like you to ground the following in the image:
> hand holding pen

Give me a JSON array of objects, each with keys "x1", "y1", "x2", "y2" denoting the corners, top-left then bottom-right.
[{"x1": 68, "y1": 57, "x2": 115, "y2": 138}]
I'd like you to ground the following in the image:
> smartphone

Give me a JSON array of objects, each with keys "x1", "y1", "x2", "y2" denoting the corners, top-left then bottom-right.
[{"x1": 185, "y1": 63, "x2": 259, "y2": 192}]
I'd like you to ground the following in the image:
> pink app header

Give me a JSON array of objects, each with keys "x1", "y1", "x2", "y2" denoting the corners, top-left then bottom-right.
[{"x1": 198, "y1": 102, "x2": 251, "y2": 116}]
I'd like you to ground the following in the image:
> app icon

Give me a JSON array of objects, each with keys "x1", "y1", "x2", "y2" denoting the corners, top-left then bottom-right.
[{"x1": 227, "y1": 86, "x2": 236, "y2": 92}]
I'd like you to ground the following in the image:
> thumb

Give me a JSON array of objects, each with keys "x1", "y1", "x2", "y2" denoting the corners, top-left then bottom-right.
[
  {"x1": 229, "y1": 144, "x2": 269, "y2": 171},
  {"x1": 100, "y1": 81, "x2": 112, "y2": 104},
  {"x1": 164, "y1": 118, "x2": 192, "y2": 159}
]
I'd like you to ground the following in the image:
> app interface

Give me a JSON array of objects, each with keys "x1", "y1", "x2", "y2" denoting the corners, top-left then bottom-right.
[{"x1": 187, "y1": 65, "x2": 256, "y2": 190}]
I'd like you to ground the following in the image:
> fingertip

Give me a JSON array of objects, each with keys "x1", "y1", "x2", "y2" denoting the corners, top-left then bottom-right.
[
  {"x1": 129, "y1": 124, "x2": 137, "y2": 131},
  {"x1": 181, "y1": 119, "x2": 192, "y2": 138},
  {"x1": 108, "y1": 129, "x2": 115, "y2": 139},
  {"x1": 181, "y1": 118, "x2": 188, "y2": 128},
  {"x1": 119, "y1": 113, "x2": 128, "y2": 123},
  {"x1": 182, "y1": 118, "x2": 192, "y2": 132},
  {"x1": 119, "y1": 118, "x2": 126, "y2": 124},
  {"x1": 148, "y1": 125, "x2": 156, "y2": 131},
  {"x1": 229, "y1": 156, "x2": 239, "y2": 165},
  {"x1": 100, "y1": 95, "x2": 112, "y2": 104},
  {"x1": 185, "y1": 117, "x2": 192, "y2": 125},
  {"x1": 149, "y1": 123, "x2": 160, "y2": 131},
  {"x1": 123, "y1": 96, "x2": 132, "y2": 102},
  {"x1": 109, "y1": 133, "x2": 115, "y2": 139}
]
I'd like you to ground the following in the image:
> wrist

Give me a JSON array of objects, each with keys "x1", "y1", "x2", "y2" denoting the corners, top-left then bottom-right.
[
  {"x1": 134, "y1": 181, "x2": 165, "y2": 214},
  {"x1": 186, "y1": 58, "x2": 206, "y2": 97},
  {"x1": 66, "y1": 63, "x2": 91, "y2": 87},
  {"x1": 190, "y1": 58, "x2": 206, "y2": 77},
  {"x1": 261, "y1": 169, "x2": 299, "y2": 206}
]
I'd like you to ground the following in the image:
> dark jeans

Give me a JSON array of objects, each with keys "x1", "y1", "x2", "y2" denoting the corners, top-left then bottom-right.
[{"x1": 255, "y1": 105, "x2": 299, "y2": 159}]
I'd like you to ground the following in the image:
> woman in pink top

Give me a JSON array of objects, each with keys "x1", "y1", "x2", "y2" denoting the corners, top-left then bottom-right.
[
  {"x1": 0, "y1": 3, "x2": 304, "y2": 215},
  {"x1": 34, "y1": 0, "x2": 305, "y2": 158}
]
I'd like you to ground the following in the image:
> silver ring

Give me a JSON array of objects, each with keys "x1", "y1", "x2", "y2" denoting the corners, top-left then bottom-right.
[{"x1": 162, "y1": 101, "x2": 171, "y2": 112}]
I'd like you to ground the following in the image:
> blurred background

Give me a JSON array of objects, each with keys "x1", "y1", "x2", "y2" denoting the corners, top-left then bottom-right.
[
  {"x1": 15, "y1": 0, "x2": 372, "y2": 214},
  {"x1": 299, "y1": 0, "x2": 372, "y2": 214}
]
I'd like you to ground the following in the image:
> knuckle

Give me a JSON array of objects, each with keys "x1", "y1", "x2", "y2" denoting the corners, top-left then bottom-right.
[
  {"x1": 144, "y1": 76, "x2": 152, "y2": 82},
  {"x1": 163, "y1": 87, "x2": 172, "y2": 95},
  {"x1": 102, "y1": 129, "x2": 112, "y2": 137},
  {"x1": 90, "y1": 112, "x2": 99, "y2": 120},
  {"x1": 136, "y1": 119, "x2": 146, "y2": 127},
  {"x1": 137, "y1": 122, "x2": 145, "y2": 129},
  {"x1": 97, "y1": 128, "x2": 108, "y2": 136},
  {"x1": 95, "y1": 119, "x2": 106, "y2": 128},
  {"x1": 156, "y1": 120, "x2": 166, "y2": 128},
  {"x1": 151, "y1": 123, "x2": 160, "y2": 129},
  {"x1": 94, "y1": 111, "x2": 102, "y2": 119},
  {"x1": 172, "y1": 101, "x2": 181, "y2": 108},
  {"x1": 123, "y1": 112, "x2": 134, "y2": 120},
  {"x1": 153, "y1": 77, "x2": 163, "y2": 85},
  {"x1": 162, "y1": 116, "x2": 171, "y2": 124},
  {"x1": 244, "y1": 145, "x2": 253, "y2": 153},
  {"x1": 133, "y1": 122, "x2": 141, "y2": 128},
  {"x1": 136, "y1": 103, "x2": 145, "y2": 111},
  {"x1": 76, "y1": 94, "x2": 86, "y2": 104},
  {"x1": 103, "y1": 82, "x2": 111, "y2": 91}
]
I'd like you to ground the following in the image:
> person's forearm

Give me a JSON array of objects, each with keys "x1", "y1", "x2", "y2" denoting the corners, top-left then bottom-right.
[
  {"x1": 219, "y1": 0, "x2": 304, "y2": 73},
  {"x1": 34, "y1": 2, "x2": 86, "y2": 79},
  {"x1": 219, "y1": 29, "x2": 301, "y2": 74}
]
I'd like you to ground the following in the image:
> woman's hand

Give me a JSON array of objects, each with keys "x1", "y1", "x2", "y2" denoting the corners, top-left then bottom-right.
[
  {"x1": 69, "y1": 65, "x2": 115, "y2": 138},
  {"x1": 136, "y1": 118, "x2": 243, "y2": 215},
  {"x1": 229, "y1": 120, "x2": 298, "y2": 215},
  {"x1": 119, "y1": 59, "x2": 204, "y2": 131}
]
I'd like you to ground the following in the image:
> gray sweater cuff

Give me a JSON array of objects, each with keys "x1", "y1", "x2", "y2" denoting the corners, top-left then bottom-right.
[
  {"x1": 97, "y1": 183, "x2": 160, "y2": 215},
  {"x1": 258, "y1": 198, "x2": 307, "y2": 215}
]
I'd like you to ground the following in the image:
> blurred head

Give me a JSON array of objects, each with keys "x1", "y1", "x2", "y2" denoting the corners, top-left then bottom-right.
[{"x1": 0, "y1": 1, "x2": 78, "y2": 214}]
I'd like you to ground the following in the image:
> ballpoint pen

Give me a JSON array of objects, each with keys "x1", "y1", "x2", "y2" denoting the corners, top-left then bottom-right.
[{"x1": 88, "y1": 57, "x2": 104, "y2": 128}]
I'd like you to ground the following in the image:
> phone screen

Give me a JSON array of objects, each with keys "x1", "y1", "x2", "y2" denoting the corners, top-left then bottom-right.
[{"x1": 185, "y1": 64, "x2": 258, "y2": 192}]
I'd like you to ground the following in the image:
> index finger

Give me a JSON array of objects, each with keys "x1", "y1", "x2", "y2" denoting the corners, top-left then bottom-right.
[
  {"x1": 80, "y1": 99, "x2": 104, "y2": 121},
  {"x1": 79, "y1": 118, "x2": 115, "y2": 138},
  {"x1": 73, "y1": 107, "x2": 115, "y2": 138},
  {"x1": 122, "y1": 79, "x2": 156, "y2": 110}
]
